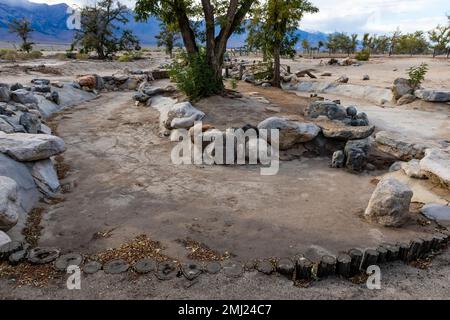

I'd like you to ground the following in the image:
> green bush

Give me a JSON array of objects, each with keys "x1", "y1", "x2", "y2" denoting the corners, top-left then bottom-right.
[
  {"x1": 117, "y1": 51, "x2": 142, "y2": 62},
  {"x1": 0, "y1": 49, "x2": 18, "y2": 61},
  {"x1": 407, "y1": 63, "x2": 428, "y2": 88},
  {"x1": 355, "y1": 50, "x2": 370, "y2": 61},
  {"x1": 76, "y1": 53, "x2": 89, "y2": 60},
  {"x1": 169, "y1": 49, "x2": 222, "y2": 100},
  {"x1": 23, "y1": 50, "x2": 43, "y2": 59}
]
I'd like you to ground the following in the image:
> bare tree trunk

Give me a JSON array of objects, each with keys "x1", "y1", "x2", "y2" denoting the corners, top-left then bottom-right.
[{"x1": 273, "y1": 45, "x2": 281, "y2": 88}]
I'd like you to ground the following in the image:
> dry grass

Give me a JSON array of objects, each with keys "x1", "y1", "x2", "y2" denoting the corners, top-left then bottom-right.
[
  {"x1": 178, "y1": 238, "x2": 229, "y2": 262},
  {"x1": 22, "y1": 207, "x2": 45, "y2": 247},
  {"x1": 0, "y1": 262, "x2": 62, "y2": 288}
]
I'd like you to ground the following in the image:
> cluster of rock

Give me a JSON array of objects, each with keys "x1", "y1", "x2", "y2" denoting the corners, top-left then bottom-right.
[{"x1": 392, "y1": 78, "x2": 450, "y2": 105}]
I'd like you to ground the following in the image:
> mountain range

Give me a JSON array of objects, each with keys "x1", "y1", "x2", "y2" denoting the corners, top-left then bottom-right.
[{"x1": 0, "y1": 0, "x2": 328, "y2": 48}]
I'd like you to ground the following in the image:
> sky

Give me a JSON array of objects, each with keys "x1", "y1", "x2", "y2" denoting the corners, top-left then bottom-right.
[{"x1": 30, "y1": 0, "x2": 450, "y2": 35}]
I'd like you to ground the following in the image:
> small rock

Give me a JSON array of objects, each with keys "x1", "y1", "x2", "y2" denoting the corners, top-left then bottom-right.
[
  {"x1": 205, "y1": 261, "x2": 221, "y2": 274},
  {"x1": 28, "y1": 247, "x2": 60, "y2": 264},
  {"x1": 345, "y1": 138, "x2": 371, "y2": 172},
  {"x1": 104, "y1": 259, "x2": 129, "y2": 274},
  {"x1": 10, "y1": 83, "x2": 23, "y2": 91},
  {"x1": 156, "y1": 261, "x2": 179, "y2": 280},
  {"x1": 222, "y1": 261, "x2": 243, "y2": 278},
  {"x1": 0, "y1": 230, "x2": 11, "y2": 247},
  {"x1": 397, "y1": 94, "x2": 416, "y2": 105},
  {"x1": 11, "y1": 89, "x2": 38, "y2": 105},
  {"x1": 363, "y1": 75, "x2": 370, "y2": 81},
  {"x1": 261, "y1": 83, "x2": 272, "y2": 88},
  {"x1": 182, "y1": 262, "x2": 202, "y2": 280},
  {"x1": 8, "y1": 247, "x2": 29, "y2": 265},
  {"x1": 331, "y1": 150, "x2": 345, "y2": 168},
  {"x1": 336, "y1": 76, "x2": 349, "y2": 83},
  {"x1": 54, "y1": 253, "x2": 84, "y2": 271},
  {"x1": 0, "y1": 87, "x2": 10, "y2": 103},
  {"x1": 392, "y1": 78, "x2": 414, "y2": 100},
  {"x1": 256, "y1": 260, "x2": 274, "y2": 275},
  {"x1": 134, "y1": 258, "x2": 157, "y2": 274},
  {"x1": 83, "y1": 261, "x2": 102, "y2": 274},
  {"x1": 133, "y1": 92, "x2": 150, "y2": 103},
  {"x1": 346, "y1": 106, "x2": 357, "y2": 117},
  {"x1": 0, "y1": 240, "x2": 22, "y2": 260},
  {"x1": 364, "y1": 177, "x2": 413, "y2": 227},
  {"x1": 389, "y1": 161, "x2": 403, "y2": 172},
  {"x1": 321, "y1": 72, "x2": 332, "y2": 77},
  {"x1": 33, "y1": 85, "x2": 51, "y2": 93},
  {"x1": 276, "y1": 258, "x2": 295, "y2": 279},
  {"x1": 0, "y1": 176, "x2": 20, "y2": 231},
  {"x1": 19, "y1": 112, "x2": 41, "y2": 134}
]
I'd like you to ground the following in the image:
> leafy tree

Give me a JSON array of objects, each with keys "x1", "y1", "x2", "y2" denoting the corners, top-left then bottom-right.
[
  {"x1": 245, "y1": 0, "x2": 318, "y2": 87},
  {"x1": 301, "y1": 39, "x2": 310, "y2": 54},
  {"x1": 362, "y1": 33, "x2": 372, "y2": 51},
  {"x1": 73, "y1": 0, "x2": 140, "y2": 59},
  {"x1": 389, "y1": 28, "x2": 401, "y2": 56},
  {"x1": 428, "y1": 24, "x2": 450, "y2": 57},
  {"x1": 135, "y1": 0, "x2": 256, "y2": 94},
  {"x1": 394, "y1": 31, "x2": 429, "y2": 56},
  {"x1": 317, "y1": 40, "x2": 324, "y2": 53},
  {"x1": 350, "y1": 34, "x2": 358, "y2": 54},
  {"x1": 8, "y1": 18, "x2": 34, "y2": 53},
  {"x1": 155, "y1": 23, "x2": 180, "y2": 58}
]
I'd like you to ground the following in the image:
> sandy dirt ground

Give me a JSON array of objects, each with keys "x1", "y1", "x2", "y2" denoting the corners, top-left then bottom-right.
[{"x1": 0, "y1": 54, "x2": 449, "y2": 299}]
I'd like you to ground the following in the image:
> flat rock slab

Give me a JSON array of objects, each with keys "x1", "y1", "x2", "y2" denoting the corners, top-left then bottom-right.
[
  {"x1": 0, "y1": 132, "x2": 66, "y2": 161},
  {"x1": 83, "y1": 261, "x2": 102, "y2": 274},
  {"x1": 103, "y1": 259, "x2": 129, "y2": 274},
  {"x1": 182, "y1": 262, "x2": 203, "y2": 280},
  {"x1": 256, "y1": 260, "x2": 275, "y2": 275},
  {"x1": 421, "y1": 204, "x2": 450, "y2": 222},
  {"x1": 375, "y1": 131, "x2": 436, "y2": 161},
  {"x1": 317, "y1": 120, "x2": 374, "y2": 141},
  {"x1": 0, "y1": 240, "x2": 22, "y2": 260},
  {"x1": 54, "y1": 253, "x2": 84, "y2": 272},
  {"x1": 415, "y1": 89, "x2": 450, "y2": 102},
  {"x1": 419, "y1": 148, "x2": 450, "y2": 188},
  {"x1": 134, "y1": 258, "x2": 157, "y2": 274}
]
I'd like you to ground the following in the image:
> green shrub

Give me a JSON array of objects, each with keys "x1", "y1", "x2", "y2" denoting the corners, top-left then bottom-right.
[
  {"x1": 355, "y1": 50, "x2": 370, "y2": 61},
  {"x1": 407, "y1": 63, "x2": 428, "y2": 88},
  {"x1": 169, "y1": 49, "x2": 222, "y2": 100},
  {"x1": 76, "y1": 53, "x2": 89, "y2": 60},
  {"x1": 0, "y1": 49, "x2": 18, "y2": 61},
  {"x1": 117, "y1": 53, "x2": 133, "y2": 62},
  {"x1": 230, "y1": 79, "x2": 238, "y2": 90},
  {"x1": 25, "y1": 50, "x2": 43, "y2": 59}
]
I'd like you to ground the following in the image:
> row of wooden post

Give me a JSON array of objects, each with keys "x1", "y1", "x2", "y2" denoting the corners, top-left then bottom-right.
[{"x1": 271, "y1": 231, "x2": 449, "y2": 281}]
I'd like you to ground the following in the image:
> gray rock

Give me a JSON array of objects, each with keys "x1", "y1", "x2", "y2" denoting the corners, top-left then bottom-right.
[
  {"x1": 397, "y1": 94, "x2": 416, "y2": 105},
  {"x1": 45, "y1": 91, "x2": 60, "y2": 104},
  {"x1": 11, "y1": 89, "x2": 38, "y2": 105},
  {"x1": 83, "y1": 261, "x2": 102, "y2": 274},
  {"x1": 0, "y1": 230, "x2": 11, "y2": 247},
  {"x1": 0, "y1": 87, "x2": 10, "y2": 103},
  {"x1": 389, "y1": 161, "x2": 403, "y2": 172},
  {"x1": 331, "y1": 150, "x2": 345, "y2": 168},
  {"x1": 392, "y1": 78, "x2": 413, "y2": 100},
  {"x1": 363, "y1": 75, "x2": 370, "y2": 80},
  {"x1": 133, "y1": 92, "x2": 150, "y2": 103},
  {"x1": 401, "y1": 159, "x2": 427, "y2": 179},
  {"x1": 420, "y1": 203, "x2": 450, "y2": 222},
  {"x1": 0, "y1": 176, "x2": 20, "y2": 231},
  {"x1": 39, "y1": 124, "x2": 52, "y2": 135},
  {"x1": 0, "y1": 118, "x2": 14, "y2": 133},
  {"x1": 103, "y1": 259, "x2": 129, "y2": 274},
  {"x1": 336, "y1": 76, "x2": 349, "y2": 83},
  {"x1": 0, "y1": 154, "x2": 40, "y2": 213},
  {"x1": 258, "y1": 117, "x2": 321, "y2": 150},
  {"x1": 134, "y1": 258, "x2": 157, "y2": 274},
  {"x1": 419, "y1": 148, "x2": 450, "y2": 187},
  {"x1": 182, "y1": 262, "x2": 203, "y2": 280},
  {"x1": 346, "y1": 106, "x2": 357, "y2": 117},
  {"x1": 19, "y1": 112, "x2": 41, "y2": 134},
  {"x1": 414, "y1": 89, "x2": 450, "y2": 102},
  {"x1": 364, "y1": 177, "x2": 413, "y2": 227},
  {"x1": 318, "y1": 121, "x2": 374, "y2": 141},
  {"x1": 10, "y1": 83, "x2": 23, "y2": 91},
  {"x1": 29, "y1": 159, "x2": 60, "y2": 197},
  {"x1": 31, "y1": 79, "x2": 50, "y2": 86},
  {"x1": 33, "y1": 85, "x2": 51, "y2": 93},
  {"x1": 0, "y1": 132, "x2": 66, "y2": 161},
  {"x1": 54, "y1": 253, "x2": 84, "y2": 271},
  {"x1": 375, "y1": 131, "x2": 432, "y2": 161},
  {"x1": 28, "y1": 247, "x2": 60, "y2": 264},
  {"x1": 164, "y1": 102, "x2": 205, "y2": 130},
  {"x1": 156, "y1": 261, "x2": 178, "y2": 280},
  {"x1": 262, "y1": 83, "x2": 272, "y2": 88},
  {"x1": 306, "y1": 100, "x2": 347, "y2": 120},
  {"x1": 344, "y1": 138, "x2": 371, "y2": 172}
]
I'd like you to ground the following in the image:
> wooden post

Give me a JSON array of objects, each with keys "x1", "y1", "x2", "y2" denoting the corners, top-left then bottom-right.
[
  {"x1": 239, "y1": 64, "x2": 244, "y2": 80},
  {"x1": 287, "y1": 66, "x2": 291, "y2": 74},
  {"x1": 381, "y1": 243, "x2": 399, "y2": 261},
  {"x1": 420, "y1": 236, "x2": 433, "y2": 257},
  {"x1": 361, "y1": 249, "x2": 379, "y2": 270},
  {"x1": 336, "y1": 253, "x2": 351, "y2": 278},
  {"x1": 317, "y1": 255, "x2": 336, "y2": 278},
  {"x1": 376, "y1": 246, "x2": 388, "y2": 264},
  {"x1": 295, "y1": 256, "x2": 313, "y2": 280},
  {"x1": 407, "y1": 239, "x2": 423, "y2": 262},
  {"x1": 225, "y1": 67, "x2": 229, "y2": 78},
  {"x1": 398, "y1": 242, "x2": 410, "y2": 262},
  {"x1": 432, "y1": 233, "x2": 446, "y2": 250},
  {"x1": 276, "y1": 258, "x2": 295, "y2": 280},
  {"x1": 348, "y1": 248, "x2": 363, "y2": 276}
]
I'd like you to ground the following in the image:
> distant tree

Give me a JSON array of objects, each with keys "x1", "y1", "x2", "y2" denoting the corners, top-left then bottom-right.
[
  {"x1": 317, "y1": 40, "x2": 324, "y2": 53},
  {"x1": 394, "y1": 31, "x2": 429, "y2": 56},
  {"x1": 301, "y1": 39, "x2": 310, "y2": 54},
  {"x1": 155, "y1": 23, "x2": 180, "y2": 58},
  {"x1": 428, "y1": 24, "x2": 450, "y2": 57},
  {"x1": 246, "y1": 0, "x2": 319, "y2": 87},
  {"x1": 350, "y1": 33, "x2": 358, "y2": 53},
  {"x1": 362, "y1": 33, "x2": 372, "y2": 52},
  {"x1": 8, "y1": 18, "x2": 34, "y2": 53},
  {"x1": 73, "y1": 0, "x2": 140, "y2": 59},
  {"x1": 389, "y1": 29, "x2": 401, "y2": 56}
]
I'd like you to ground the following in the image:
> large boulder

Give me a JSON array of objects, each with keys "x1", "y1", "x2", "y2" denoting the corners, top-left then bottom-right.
[
  {"x1": 0, "y1": 132, "x2": 66, "y2": 162},
  {"x1": 364, "y1": 177, "x2": 413, "y2": 227},
  {"x1": 0, "y1": 230, "x2": 11, "y2": 247},
  {"x1": 318, "y1": 120, "x2": 374, "y2": 141},
  {"x1": 11, "y1": 89, "x2": 38, "y2": 105},
  {"x1": 258, "y1": 117, "x2": 321, "y2": 150},
  {"x1": 375, "y1": 131, "x2": 433, "y2": 161},
  {"x1": 28, "y1": 159, "x2": 60, "y2": 197},
  {"x1": 305, "y1": 101, "x2": 347, "y2": 120},
  {"x1": 392, "y1": 78, "x2": 414, "y2": 100},
  {"x1": 414, "y1": 89, "x2": 450, "y2": 102},
  {"x1": 0, "y1": 176, "x2": 20, "y2": 231},
  {"x1": 419, "y1": 148, "x2": 450, "y2": 188},
  {"x1": 0, "y1": 154, "x2": 40, "y2": 212}
]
